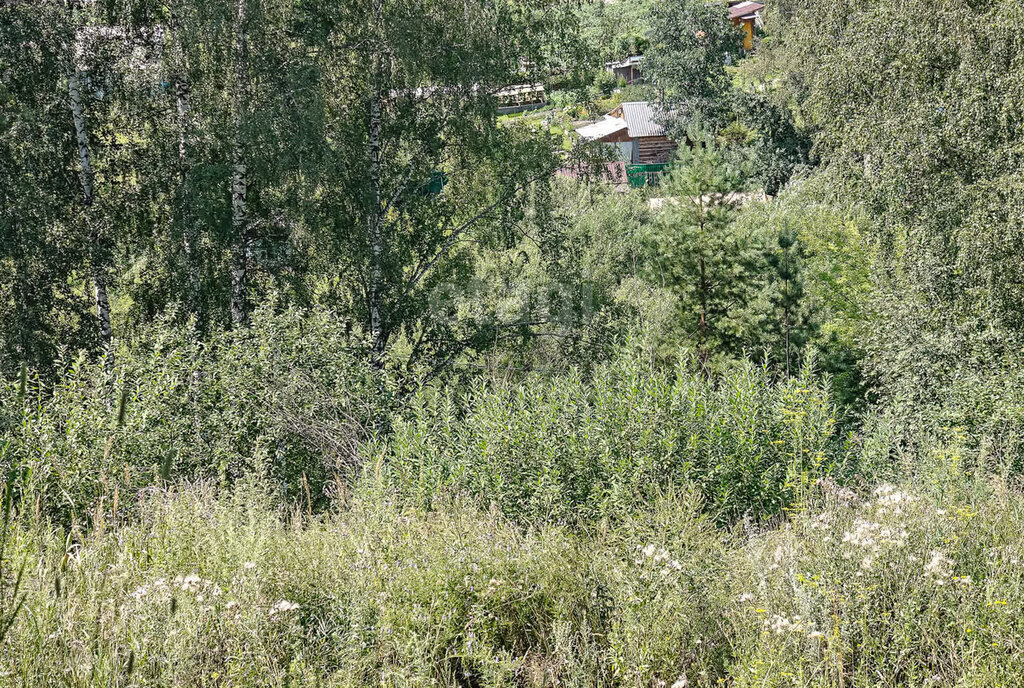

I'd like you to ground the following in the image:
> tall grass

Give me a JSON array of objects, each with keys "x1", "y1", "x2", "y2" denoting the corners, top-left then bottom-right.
[{"x1": 4, "y1": 473, "x2": 1024, "y2": 686}]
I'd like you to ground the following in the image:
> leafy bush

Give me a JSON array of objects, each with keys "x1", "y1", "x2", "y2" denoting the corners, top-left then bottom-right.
[
  {"x1": 0, "y1": 307, "x2": 388, "y2": 523},
  {"x1": 374, "y1": 352, "x2": 843, "y2": 524},
  {"x1": 727, "y1": 475, "x2": 1024, "y2": 686}
]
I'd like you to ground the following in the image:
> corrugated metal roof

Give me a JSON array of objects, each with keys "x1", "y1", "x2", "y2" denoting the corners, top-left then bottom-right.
[
  {"x1": 620, "y1": 101, "x2": 665, "y2": 138},
  {"x1": 576, "y1": 115, "x2": 629, "y2": 141}
]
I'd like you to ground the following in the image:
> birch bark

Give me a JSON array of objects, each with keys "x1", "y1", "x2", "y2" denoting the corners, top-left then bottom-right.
[
  {"x1": 66, "y1": 24, "x2": 114, "y2": 373},
  {"x1": 170, "y1": 8, "x2": 201, "y2": 314},
  {"x1": 366, "y1": 0, "x2": 387, "y2": 362},
  {"x1": 367, "y1": 86, "x2": 385, "y2": 360}
]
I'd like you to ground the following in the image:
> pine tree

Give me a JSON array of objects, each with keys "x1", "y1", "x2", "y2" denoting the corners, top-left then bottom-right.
[{"x1": 649, "y1": 137, "x2": 759, "y2": 366}]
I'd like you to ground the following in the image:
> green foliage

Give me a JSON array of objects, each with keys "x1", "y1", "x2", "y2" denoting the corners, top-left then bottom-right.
[
  {"x1": 580, "y1": 0, "x2": 652, "y2": 63},
  {"x1": 7, "y1": 469, "x2": 1024, "y2": 685},
  {"x1": 647, "y1": 138, "x2": 761, "y2": 363},
  {"x1": 644, "y1": 0, "x2": 743, "y2": 131},
  {"x1": 0, "y1": 458, "x2": 27, "y2": 646},
  {"x1": 755, "y1": 0, "x2": 1024, "y2": 424},
  {"x1": 375, "y1": 351, "x2": 841, "y2": 525},
  {"x1": 0, "y1": 308, "x2": 387, "y2": 523},
  {"x1": 6, "y1": 0, "x2": 1024, "y2": 681},
  {"x1": 732, "y1": 89, "x2": 814, "y2": 196}
]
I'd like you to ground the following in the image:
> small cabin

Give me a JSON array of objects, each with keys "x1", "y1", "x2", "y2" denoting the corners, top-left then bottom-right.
[
  {"x1": 728, "y1": 1, "x2": 764, "y2": 51},
  {"x1": 576, "y1": 101, "x2": 677, "y2": 165},
  {"x1": 605, "y1": 55, "x2": 644, "y2": 85}
]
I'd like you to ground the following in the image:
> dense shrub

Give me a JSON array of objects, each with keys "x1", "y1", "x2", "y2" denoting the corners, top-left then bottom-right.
[
  {"x1": 0, "y1": 308, "x2": 388, "y2": 523},
  {"x1": 374, "y1": 352, "x2": 844, "y2": 524}
]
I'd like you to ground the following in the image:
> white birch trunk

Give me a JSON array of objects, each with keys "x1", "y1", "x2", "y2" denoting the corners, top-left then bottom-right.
[
  {"x1": 229, "y1": 0, "x2": 249, "y2": 327},
  {"x1": 170, "y1": 9, "x2": 201, "y2": 311},
  {"x1": 67, "y1": 51, "x2": 115, "y2": 373}
]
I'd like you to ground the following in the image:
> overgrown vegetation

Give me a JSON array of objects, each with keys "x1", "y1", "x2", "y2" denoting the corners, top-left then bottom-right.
[{"x1": 3, "y1": 0, "x2": 1024, "y2": 684}]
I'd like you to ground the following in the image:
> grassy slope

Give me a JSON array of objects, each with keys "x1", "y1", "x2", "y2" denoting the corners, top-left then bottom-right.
[{"x1": 4, "y1": 468, "x2": 1024, "y2": 687}]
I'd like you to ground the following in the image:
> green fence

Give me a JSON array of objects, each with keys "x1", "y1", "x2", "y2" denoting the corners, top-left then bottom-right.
[{"x1": 626, "y1": 163, "x2": 668, "y2": 188}]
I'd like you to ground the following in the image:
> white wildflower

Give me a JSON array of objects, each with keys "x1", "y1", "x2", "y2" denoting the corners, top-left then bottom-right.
[
  {"x1": 924, "y1": 550, "x2": 954, "y2": 582},
  {"x1": 179, "y1": 574, "x2": 203, "y2": 593},
  {"x1": 272, "y1": 600, "x2": 300, "y2": 614},
  {"x1": 765, "y1": 614, "x2": 804, "y2": 634}
]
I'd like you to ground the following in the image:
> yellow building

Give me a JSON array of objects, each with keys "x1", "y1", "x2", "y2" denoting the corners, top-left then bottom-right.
[{"x1": 728, "y1": 1, "x2": 764, "y2": 51}]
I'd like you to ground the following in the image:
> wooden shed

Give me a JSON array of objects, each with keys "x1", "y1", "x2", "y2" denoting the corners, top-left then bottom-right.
[
  {"x1": 605, "y1": 55, "x2": 644, "y2": 85},
  {"x1": 610, "y1": 101, "x2": 677, "y2": 164},
  {"x1": 576, "y1": 101, "x2": 678, "y2": 165},
  {"x1": 728, "y1": 1, "x2": 764, "y2": 51}
]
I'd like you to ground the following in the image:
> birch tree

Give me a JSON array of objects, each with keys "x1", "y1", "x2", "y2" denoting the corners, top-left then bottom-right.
[
  {"x1": 64, "y1": 2, "x2": 119, "y2": 372},
  {"x1": 299, "y1": 0, "x2": 590, "y2": 371}
]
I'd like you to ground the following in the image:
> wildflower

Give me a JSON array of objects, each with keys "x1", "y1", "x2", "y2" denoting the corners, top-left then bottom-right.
[
  {"x1": 176, "y1": 574, "x2": 203, "y2": 593},
  {"x1": 808, "y1": 512, "x2": 833, "y2": 531},
  {"x1": 924, "y1": 550, "x2": 954, "y2": 583},
  {"x1": 842, "y1": 519, "x2": 880, "y2": 548},
  {"x1": 272, "y1": 600, "x2": 300, "y2": 613},
  {"x1": 764, "y1": 614, "x2": 804, "y2": 634},
  {"x1": 873, "y1": 485, "x2": 916, "y2": 513}
]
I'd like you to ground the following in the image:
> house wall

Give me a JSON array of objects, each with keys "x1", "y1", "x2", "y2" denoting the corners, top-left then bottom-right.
[
  {"x1": 598, "y1": 129, "x2": 632, "y2": 144},
  {"x1": 741, "y1": 19, "x2": 754, "y2": 50},
  {"x1": 635, "y1": 136, "x2": 677, "y2": 164},
  {"x1": 612, "y1": 65, "x2": 642, "y2": 84}
]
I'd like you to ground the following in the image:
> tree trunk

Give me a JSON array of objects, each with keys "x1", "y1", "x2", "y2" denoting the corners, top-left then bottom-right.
[
  {"x1": 67, "y1": 52, "x2": 115, "y2": 374},
  {"x1": 783, "y1": 270, "x2": 792, "y2": 377},
  {"x1": 171, "y1": 9, "x2": 201, "y2": 317},
  {"x1": 229, "y1": 0, "x2": 249, "y2": 328},
  {"x1": 698, "y1": 251, "x2": 708, "y2": 367}
]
